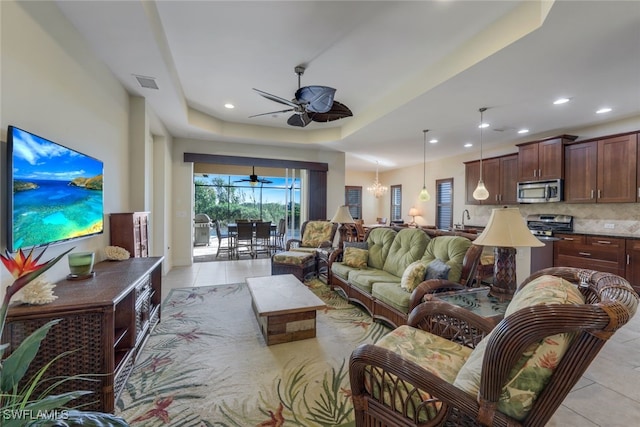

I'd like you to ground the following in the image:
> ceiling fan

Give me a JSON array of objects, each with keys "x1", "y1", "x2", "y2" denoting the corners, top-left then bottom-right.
[
  {"x1": 234, "y1": 166, "x2": 273, "y2": 185},
  {"x1": 250, "y1": 65, "x2": 353, "y2": 127}
]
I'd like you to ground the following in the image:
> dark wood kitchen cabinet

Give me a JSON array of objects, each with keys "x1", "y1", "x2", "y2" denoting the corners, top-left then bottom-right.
[
  {"x1": 464, "y1": 154, "x2": 517, "y2": 205},
  {"x1": 517, "y1": 135, "x2": 576, "y2": 182},
  {"x1": 625, "y1": 239, "x2": 640, "y2": 294},
  {"x1": 564, "y1": 133, "x2": 637, "y2": 203},
  {"x1": 554, "y1": 233, "x2": 626, "y2": 277}
]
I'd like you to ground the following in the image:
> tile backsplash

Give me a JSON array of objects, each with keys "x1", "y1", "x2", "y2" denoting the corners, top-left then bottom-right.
[{"x1": 467, "y1": 203, "x2": 640, "y2": 237}]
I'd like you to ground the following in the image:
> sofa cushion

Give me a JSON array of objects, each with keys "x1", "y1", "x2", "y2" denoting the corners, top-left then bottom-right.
[
  {"x1": 301, "y1": 221, "x2": 334, "y2": 247},
  {"x1": 425, "y1": 258, "x2": 451, "y2": 280},
  {"x1": 344, "y1": 241, "x2": 368, "y2": 250},
  {"x1": 421, "y1": 236, "x2": 471, "y2": 283},
  {"x1": 272, "y1": 251, "x2": 315, "y2": 265},
  {"x1": 400, "y1": 260, "x2": 428, "y2": 292},
  {"x1": 372, "y1": 282, "x2": 411, "y2": 314},
  {"x1": 349, "y1": 269, "x2": 401, "y2": 294},
  {"x1": 343, "y1": 247, "x2": 368, "y2": 268},
  {"x1": 453, "y1": 274, "x2": 585, "y2": 421},
  {"x1": 331, "y1": 262, "x2": 361, "y2": 281},
  {"x1": 366, "y1": 227, "x2": 397, "y2": 270},
  {"x1": 383, "y1": 228, "x2": 430, "y2": 278}
]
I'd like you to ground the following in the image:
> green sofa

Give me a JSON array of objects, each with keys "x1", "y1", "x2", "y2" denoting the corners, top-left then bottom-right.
[{"x1": 329, "y1": 227, "x2": 482, "y2": 327}]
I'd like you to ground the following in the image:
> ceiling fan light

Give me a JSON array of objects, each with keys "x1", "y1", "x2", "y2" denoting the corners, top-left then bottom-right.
[
  {"x1": 419, "y1": 186, "x2": 431, "y2": 202},
  {"x1": 473, "y1": 180, "x2": 489, "y2": 200}
]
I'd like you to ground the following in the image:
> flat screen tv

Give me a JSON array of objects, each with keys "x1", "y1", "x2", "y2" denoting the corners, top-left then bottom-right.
[{"x1": 7, "y1": 126, "x2": 104, "y2": 252}]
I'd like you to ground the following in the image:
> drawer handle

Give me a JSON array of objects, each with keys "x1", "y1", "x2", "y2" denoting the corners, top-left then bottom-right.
[
  {"x1": 563, "y1": 238, "x2": 575, "y2": 241},
  {"x1": 596, "y1": 240, "x2": 611, "y2": 244},
  {"x1": 578, "y1": 252, "x2": 592, "y2": 257}
]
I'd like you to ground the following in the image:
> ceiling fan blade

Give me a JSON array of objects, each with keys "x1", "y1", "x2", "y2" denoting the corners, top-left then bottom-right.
[
  {"x1": 248, "y1": 108, "x2": 294, "y2": 118},
  {"x1": 295, "y1": 86, "x2": 336, "y2": 113},
  {"x1": 253, "y1": 88, "x2": 298, "y2": 108},
  {"x1": 287, "y1": 113, "x2": 312, "y2": 127},
  {"x1": 310, "y1": 101, "x2": 353, "y2": 123}
]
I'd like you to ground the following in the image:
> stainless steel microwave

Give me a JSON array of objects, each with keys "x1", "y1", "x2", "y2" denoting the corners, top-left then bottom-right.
[{"x1": 517, "y1": 179, "x2": 563, "y2": 203}]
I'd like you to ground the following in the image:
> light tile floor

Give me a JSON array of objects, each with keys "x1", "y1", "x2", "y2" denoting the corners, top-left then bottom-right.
[{"x1": 162, "y1": 258, "x2": 640, "y2": 426}]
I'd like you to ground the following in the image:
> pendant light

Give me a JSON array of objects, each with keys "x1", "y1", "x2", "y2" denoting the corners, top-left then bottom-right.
[
  {"x1": 473, "y1": 107, "x2": 490, "y2": 201},
  {"x1": 419, "y1": 129, "x2": 431, "y2": 201}
]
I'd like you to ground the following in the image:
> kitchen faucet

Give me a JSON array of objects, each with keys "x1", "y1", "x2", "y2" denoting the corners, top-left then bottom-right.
[{"x1": 462, "y1": 209, "x2": 470, "y2": 227}]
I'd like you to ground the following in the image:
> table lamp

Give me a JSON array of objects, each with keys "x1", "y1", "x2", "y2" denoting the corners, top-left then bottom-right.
[
  {"x1": 472, "y1": 207, "x2": 543, "y2": 299},
  {"x1": 408, "y1": 207, "x2": 419, "y2": 227},
  {"x1": 331, "y1": 205, "x2": 355, "y2": 246}
]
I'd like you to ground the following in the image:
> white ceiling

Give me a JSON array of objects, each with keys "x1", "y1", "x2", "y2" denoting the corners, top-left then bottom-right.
[{"x1": 55, "y1": 0, "x2": 640, "y2": 172}]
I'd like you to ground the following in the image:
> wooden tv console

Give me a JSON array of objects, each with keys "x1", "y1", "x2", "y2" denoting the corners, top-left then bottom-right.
[{"x1": 2, "y1": 256, "x2": 163, "y2": 413}]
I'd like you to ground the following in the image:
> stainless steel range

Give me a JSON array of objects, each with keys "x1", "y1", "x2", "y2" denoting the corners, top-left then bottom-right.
[
  {"x1": 526, "y1": 214, "x2": 573, "y2": 274},
  {"x1": 526, "y1": 214, "x2": 573, "y2": 238}
]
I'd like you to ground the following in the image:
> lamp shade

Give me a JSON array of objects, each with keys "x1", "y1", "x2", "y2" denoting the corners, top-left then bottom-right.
[
  {"x1": 473, "y1": 207, "x2": 544, "y2": 248},
  {"x1": 331, "y1": 205, "x2": 355, "y2": 224},
  {"x1": 408, "y1": 207, "x2": 419, "y2": 217}
]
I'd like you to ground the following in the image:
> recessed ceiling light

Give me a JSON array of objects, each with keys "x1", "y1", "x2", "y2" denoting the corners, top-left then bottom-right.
[
  {"x1": 224, "y1": 103, "x2": 235, "y2": 109},
  {"x1": 518, "y1": 129, "x2": 529, "y2": 134},
  {"x1": 478, "y1": 123, "x2": 489, "y2": 129},
  {"x1": 429, "y1": 139, "x2": 438, "y2": 144},
  {"x1": 464, "y1": 143, "x2": 473, "y2": 148},
  {"x1": 596, "y1": 107, "x2": 612, "y2": 114},
  {"x1": 553, "y1": 98, "x2": 570, "y2": 105}
]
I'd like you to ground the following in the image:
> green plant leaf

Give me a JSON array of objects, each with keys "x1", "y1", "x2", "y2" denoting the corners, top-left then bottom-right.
[{"x1": 1, "y1": 319, "x2": 62, "y2": 393}]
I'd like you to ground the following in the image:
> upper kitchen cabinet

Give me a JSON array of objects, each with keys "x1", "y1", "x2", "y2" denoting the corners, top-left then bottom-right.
[
  {"x1": 464, "y1": 154, "x2": 518, "y2": 205},
  {"x1": 565, "y1": 132, "x2": 638, "y2": 203},
  {"x1": 517, "y1": 135, "x2": 577, "y2": 182}
]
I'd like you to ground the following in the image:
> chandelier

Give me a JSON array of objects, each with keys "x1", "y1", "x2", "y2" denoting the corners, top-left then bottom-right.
[{"x1": 367, "y1": 161, "x2": 388, "y2": 198}]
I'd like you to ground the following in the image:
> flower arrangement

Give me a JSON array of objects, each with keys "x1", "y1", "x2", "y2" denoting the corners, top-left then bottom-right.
[{"x1": 0, "y1": 246, "x2": 128, "y2": 426}]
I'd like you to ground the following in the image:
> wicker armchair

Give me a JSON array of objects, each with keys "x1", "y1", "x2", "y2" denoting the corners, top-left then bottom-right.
[{"x1": 350, "y1": 267, "x2": 638, "y2": 427}]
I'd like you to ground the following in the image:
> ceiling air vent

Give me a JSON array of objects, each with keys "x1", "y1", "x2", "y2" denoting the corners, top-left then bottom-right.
[{"x1": 133, "y1": 74, "x2": 159, "y2": 90}]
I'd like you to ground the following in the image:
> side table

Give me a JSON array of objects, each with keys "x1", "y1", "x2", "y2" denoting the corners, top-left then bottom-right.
[{"x1": 425, "y1": 286, "x2": 510, "y2": 326}]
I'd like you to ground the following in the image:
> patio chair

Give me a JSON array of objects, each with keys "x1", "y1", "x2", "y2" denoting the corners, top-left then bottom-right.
[
  {"x1": 234, "y1": 221, "x2": 255, "y2": 259},
  {"x1": 253, "y1": 221, "x2": 272, "y2": 258},
  {"x1": 214, "y1": 220, "x2": 234, "y2": 259},
  {"x1": 350, "y1": 267, "x2": 638, "y2": 427}
]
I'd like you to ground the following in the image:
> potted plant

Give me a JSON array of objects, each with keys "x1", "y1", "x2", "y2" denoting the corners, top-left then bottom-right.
[{"x1": 0, "y1": 247, "x2": 128, "y2": 426}]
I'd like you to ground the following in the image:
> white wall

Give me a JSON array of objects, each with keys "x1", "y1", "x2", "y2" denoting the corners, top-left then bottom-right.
[
  {"x1": 171, "y1": 138, "x2": 346, "y2": 266},
  {"x1": 1, "y1": 0, "x2": 131, "y2": 291}
]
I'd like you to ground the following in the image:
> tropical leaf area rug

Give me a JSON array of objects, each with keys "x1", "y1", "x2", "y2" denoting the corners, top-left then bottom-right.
[{"x1": 115, "y1": 278, "x2": 390, "y2": 426}]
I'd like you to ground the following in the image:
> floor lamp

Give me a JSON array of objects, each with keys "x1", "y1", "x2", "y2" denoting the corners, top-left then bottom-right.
[
  {"x1": 331, "y1": 205, "x2": 355, "y2": 247},
  {"x1": 472, "y1": 207, "x2": 544, "y2": 299}
]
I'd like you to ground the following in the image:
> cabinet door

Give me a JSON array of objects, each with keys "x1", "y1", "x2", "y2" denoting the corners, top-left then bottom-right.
[
  {"x1": 518, "y1": 143, "x2": 539, "y2": 181},
  {"x1": 538, "y1": 138, "x2": 564, "y2": 180},
  {"x1": 565, "y1": 142, "x2": 597, "y2": 203},
  {"x1": 482, "y1": 158, "x2": 501, "y2": 204},
  {"x1": 626, "y1": 239, "x2": 640, "y2": 295},
  {"x1": 138, "y1": 214, "x2": 149, "y2": 257},
  {"x1": 597, "y1": 134, "x2": 637, "y2": 203},
  {"x1": 500, "y1": 154, "x2": 519, "y2": 204},
  {"x1": 465, "y1": 161, "x2": 481, "y2": 205}
]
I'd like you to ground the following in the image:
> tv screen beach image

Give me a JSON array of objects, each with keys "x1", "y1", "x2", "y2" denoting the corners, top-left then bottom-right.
[{"x1": 9, "y1": 127, "x2": 104, "y2": 250}]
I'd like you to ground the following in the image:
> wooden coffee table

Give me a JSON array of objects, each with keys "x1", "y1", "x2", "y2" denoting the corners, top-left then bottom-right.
[{"x1": 246, "y1": 274, "x2": 327, "y2": 345}]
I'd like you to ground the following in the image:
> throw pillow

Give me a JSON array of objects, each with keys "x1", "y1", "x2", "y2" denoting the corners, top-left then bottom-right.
[
  {"x1": 453, "y1": 274, "x2": 585, "y2": 421},
  {"x1": 424, "y1": 258, "x2": 451, "y2": 280},
  {"x1": 400, "y1": 260, "x2": 428, "y2": 292},
  {"x1": 343, "y1": 247, "x2": 368, "y2": 268}
]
